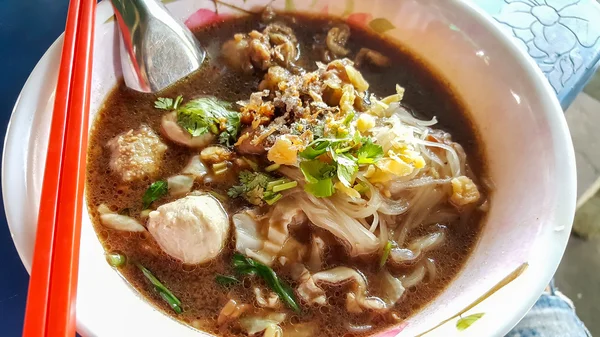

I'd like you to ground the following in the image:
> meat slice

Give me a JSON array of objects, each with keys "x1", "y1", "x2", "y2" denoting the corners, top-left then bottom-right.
[
  {"x1": 161, "y1": 111, "x2": 215, "y2": 148},
  {"x1": 222, "y1": 23, "x2": 299, "y2": 73},
  {"x1": 147, "y1": 194, "x2": 229, "y2": 264},
  {"x1": 106, "y1": 125, "x2": 167, "y2": 182}
]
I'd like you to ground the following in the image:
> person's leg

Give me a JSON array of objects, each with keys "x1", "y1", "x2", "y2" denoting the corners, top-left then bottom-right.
[{"x1": 506, "y1": 281, "x2": 591, "y2": 337}]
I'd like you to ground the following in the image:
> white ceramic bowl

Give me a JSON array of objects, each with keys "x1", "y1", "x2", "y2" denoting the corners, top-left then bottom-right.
[{"x1": 2, "y1": 0, "x2": 576, "y2": 336}]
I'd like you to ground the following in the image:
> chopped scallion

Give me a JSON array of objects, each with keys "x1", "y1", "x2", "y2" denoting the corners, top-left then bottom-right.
[
  {"x1": 272, "y1": 181, "x2": 298, "y2": 193},
  {"x1": 158, "y1": 291, "x2": 183, "y2": 314},
  {"x1": 266, "y1": 179, "x2": 286, "y2": 191},
  {"x1": 231, "y1": 254, "x2": 300, "y2": 313},
  {"x1": 380, "y1": 241, "x2": 394, "y2": 268},
  {"x1": 265, "y1": 193, "x2": 283, "y2": 205},
  {"x1": 106, "y1": 252, "x2": 126, "y2": 267},
  {"x1": 265, "y1": 163, "x2": 281, "y2": 172},
  {"x1": 136, "y1": 263, "x2": 183, "y2": 314},
  {"x1": 215, "y1": 275, "x2": 240, "y2": 286}
]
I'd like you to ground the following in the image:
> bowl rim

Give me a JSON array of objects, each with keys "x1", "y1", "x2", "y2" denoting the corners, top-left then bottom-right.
[{"x1": 2, "y1": 0, "x2": 576, "y2": 336}]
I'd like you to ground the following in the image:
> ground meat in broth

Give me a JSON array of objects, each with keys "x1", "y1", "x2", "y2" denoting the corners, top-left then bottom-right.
[{"x1": 86, "y1": 13, "x2": 487, "y2": 337}]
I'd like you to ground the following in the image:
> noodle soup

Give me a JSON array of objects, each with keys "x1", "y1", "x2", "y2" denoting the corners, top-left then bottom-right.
[{"x1": 86, "y1": 9, "x2": 487, "y2": 337}]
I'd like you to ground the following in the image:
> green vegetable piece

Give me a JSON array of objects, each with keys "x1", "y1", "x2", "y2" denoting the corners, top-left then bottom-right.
[
  {"x1": 272, "y1": 181, "x2": 298, "y2": 193},
  {"x1": 215, "y1": 275, "x2": 240, "y2": 286},
  {"x1": 300, "y1": 141, "x2": 330, "y2": 159},
  {"x1": 267, "y1": 179, "x2": 287, "y2": 191},
  {"x1": 300, "y1": 160, "x2": 335, "y2": 183},
  {"x1": 356, "y1": 138, "x2": 384, "y2": 164},
  {"x1": 265, "y1": 193, "x2": 283, "y2": 205},
  {"x1": 137, "y1": 263, "x2": 182, "y2": 314},
  {"x1": 335, "y1": 154, "x2": 358, "y2": 187},
  {"x1": 379, "y1": 241, "x2": 393, "y2": 268},
  {"x1": 342, "y1": 111, "x2": 355, "y2": 126},
  {"x1": 142, "y1": 180, "x2": 168, "y2": 209},
  {"x1": 176, "y1": 96, "x2": 241, "y2": 146},
  {"x1": 305, "y1": 178, "x2": 335, "y2": 198},
  {"x1": 300, "y1": 160, "x2": 336, "y2": 197},
  {"x1": 154, "y1": 95, "x2": 183, "y2": 110},
  {"x1": 228, "y1": 171, "x2": 284, "y2": 205},
  {"x1": 106, "y1": 252, "x2": 126, "y2": 267},
  {"x1": 159, "y1": 291, "x2": 183, "y2": 314},
  {"x1": 456, "y1": 313, "x2": 485, "y2": 331},
  {"x1": 265, "y1": 163, "x2": 281, "y2": 172},
  {"x1": 231, "y1": 254, "x2": 301, "y2": 313}
]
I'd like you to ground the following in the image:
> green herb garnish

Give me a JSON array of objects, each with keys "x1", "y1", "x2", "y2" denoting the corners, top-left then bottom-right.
[
  {"x1": 300, "y1": 160, "x2": 336, "y2": 197},
  {"x1": 379, "y1": 241, "x2": 393, "y2": 268},
  {"x1": 106, "y1": 252, "x2": 126, "y2": 267},
  {"x1": 215, "y1": 275, "x2": 240, "y2": 287},
  {"x1": 154, "y1": 95, "x2": 183, "y2": 110},
  {"x1": 142, "y1": 180, "x2": 168, "y2": 209},
  {"x1": 177, "y1": 96, "x2": 241, "y2": 146},
  {"x1": 154, "y1": 96, "x2": 241, "y2": 146},
  {"x1": 232, "y1": 254, "x2": 300, "y2": 313},
  {"x1": 137, "y1": 263, "x2": 182, "y2": 314},
  {"x1": 332, "y1": 152, "x2": 358, "y2": 187},
  {"x1": 356, "y1": 138, "x2": 384, "y2": 164},
  {"x1": 227, "y1": 171, "x2": 292, "y2": 206}
]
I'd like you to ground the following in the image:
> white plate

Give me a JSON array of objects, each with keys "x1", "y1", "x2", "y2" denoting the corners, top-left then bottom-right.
[{"x1": 2, "y1": 0, "x2": 576, "y2": 336}]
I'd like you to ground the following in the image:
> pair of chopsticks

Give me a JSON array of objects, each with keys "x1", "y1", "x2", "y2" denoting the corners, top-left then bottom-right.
[{"x1": 22, "y1": 0, "x2": 96, "y2": 336}]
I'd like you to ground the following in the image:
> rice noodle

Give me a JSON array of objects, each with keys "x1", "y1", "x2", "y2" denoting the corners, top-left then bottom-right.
[
  {"x1": 389, "y1": 231, "x2": 445, "y2": 264},
  {"x1": 424, "y1": 258, "x2": 437, "y2": 282},
  {"x1": 411, "y1": 138, "x2": 461, "y2": 177},
  {"x1": 295, "y1": 194, "x2": 380, "y2": 256},
  {"x1": 394, "y1": 187, "x2": 446, "y2": 245},
  {"x1": 388, "y1": 177, "x2": 451, "y2": 194},
  {"x1": 401, "y1": 264, "x2": 426, "y2": 288},
  {"x1": 387, "y1": 103, "x2": 438, "y2": 127}
]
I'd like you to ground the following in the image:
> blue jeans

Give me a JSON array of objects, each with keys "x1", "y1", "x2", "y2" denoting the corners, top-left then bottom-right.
[{"x1": 507, "y1": 284, "x2": 591, "y2": 337}]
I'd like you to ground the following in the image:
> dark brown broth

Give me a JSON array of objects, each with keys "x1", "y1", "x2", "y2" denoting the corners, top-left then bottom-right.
[{"x1": 86, "y1": 13, "x2": 486, "y2": 337}]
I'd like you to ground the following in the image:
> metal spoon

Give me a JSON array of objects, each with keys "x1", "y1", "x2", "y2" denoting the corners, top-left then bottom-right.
[{"x1": 110, "y1": 0, "x2": 206, "y2": 93}]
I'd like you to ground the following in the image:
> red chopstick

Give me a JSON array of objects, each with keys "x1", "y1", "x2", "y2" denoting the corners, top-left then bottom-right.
[{"x1": 22, "y1": 0, "x2": 96, "y2": 336}]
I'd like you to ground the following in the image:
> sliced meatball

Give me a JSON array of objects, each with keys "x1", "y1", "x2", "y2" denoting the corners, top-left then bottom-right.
[
  {"x1": 106, "y1": 124, "x2": 167, "y2": 182},
  {"x1": 147, "y1": 194, "x2": 229, "y2": 264},
  {"x1": 160, "y1": 111, "x2": 215, "y2": 148}
]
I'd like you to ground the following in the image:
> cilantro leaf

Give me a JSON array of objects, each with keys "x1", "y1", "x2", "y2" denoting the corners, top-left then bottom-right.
[
  {"x1": 335, "y1": 154, "x2": 358, "y2": 187},
  {"x1": 228, "y1": 171, "x2": 283, "y2": 205},
  {"x1": 175, "y1": 96, "x2": 241, "y2": 144},
  {"x1": 300, "y1": 160, "x2": 336, "y2": 197},
  {"x1": 300, "y1": 139, "x2": 331, "y2": 159},
  {"x1": 142, "y1": 180, "x2": 168, "y2": 208},
  {"x1": 305, "y1": 178, "x2": 335, "y2": 197},
  {"x1": 356, "y1": 138, "x2": 384, "y2": 164},
  {"x1": 300, "y1": 160, "x2": 336, "y2": 183},
  {"x1": 154, "y1": 95, "x2": 183, "y2": 110}
]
